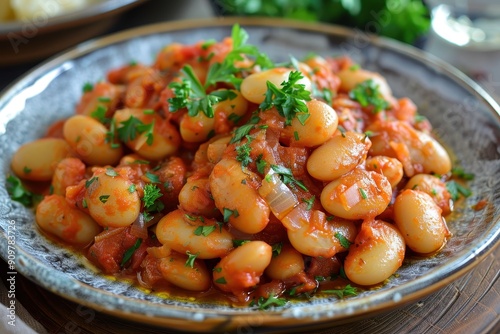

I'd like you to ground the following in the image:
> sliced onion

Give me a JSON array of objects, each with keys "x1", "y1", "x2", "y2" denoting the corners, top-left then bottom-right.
[
  {"x1": 130, "y1": 214, "x2": 149, "y2": 239},
  {"x1": 281, "y1": 203, "x2": 311, "y2": 231},
  {"x1": 339, "y1": 181, "x2": 363, "y2": 211},
  {"x1": 136, "y1": 271, "x2": 152, "y2": 289},
  {"x1": 146, "y1": 244, "x2": 171, "y2": 259},
  {"x1": 94, "y1": 227, "x2": 127, "y2": 243},
  {"x1": 259, "y1": 170, "x2": 299, "y2": 219}
]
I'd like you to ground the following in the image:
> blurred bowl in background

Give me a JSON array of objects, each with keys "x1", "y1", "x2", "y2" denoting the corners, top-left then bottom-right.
[{"x1": 0, "y1": 0, "x2": 146, "y2": 66}]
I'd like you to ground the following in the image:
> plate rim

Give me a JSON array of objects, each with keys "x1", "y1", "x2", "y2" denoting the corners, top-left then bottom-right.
[{"x1": 1, "y1": 17, "x2": 500, "y2": 330}]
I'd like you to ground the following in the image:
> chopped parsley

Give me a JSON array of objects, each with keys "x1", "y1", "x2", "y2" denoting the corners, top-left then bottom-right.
[
  {"x1": 272, "y1": 242, "x2": 283, "y2": 257},
  {"x1": 99, "y1": 195, "x2": 110, "y2": 203},
  {"x1": 117, "y1": 115, "x2": 154, "y2": 145},
  {"x1": 90, "y1": 105, "x2": 109, "y2": 124},
  {"x1": 451, "y1": 167, "x2": 475, "y2": 180},
  {"x1": 6, "y1": 175, "x2": 39, "y2": 207},
  {"x1": 105, "y1": 168, "x2": 118, "y2": 177},
  {"x1": 142, "y1": 184, "x2": 164, "y2": 212},
  {"x1": 85, "y1": 177, "x2": 98, "y2": 188},
  {"x1": 230, "y1": 113, "x2": 260, "y2": 144},
  {"x1": 322, "y1": 284, "x2": 358, "y2": 298},
  {"x1": 250, "y1": 295, "x2": 288, "y2": 310},
  {"x1": 185, "y1": 251, "x2": 198, "y2": 268},
  {"x1": 256, "y1": 154, "x2": 267, "y2": 174},
  {"x1": 349, "y1": 79, "x2": 389, "y2": 113},
  {"x1": 359, "y1": 188, "x2": 368, "y2": 199},
  {"x1": 82, "y1": 82, "x2": 93, "y2": 93},
  {"x1": 193, "y1": 225, "x2": 216, "y2": 237},
  {"x1": 233, "y1": 239, "x2": 250, "y2": 247},
  {"x1": 120, "y1": 238, "x2": 142, "y2": 267},
  {"x1": 235, "y1": 136, "x2": 253, "y2": 167},
  {"x1": 215, "y1": 277, "x2": 227, "y2": 284},
  {"x1": 168, "y1": 65, "x2": 231, "y2": 118},
  {"x1": 145, "y1": 171, "x2": 160, "y2": 184},
  {"x1": 334, "y1": 232, "x2": 352, "y2": 249},
  {"x1": 302, "y1": 196, "x2": 315, "y2": 211},
  {"x1": 259, "y1": 70, "x2": 312, "y2": 126},
  {"x1": 270, "y1": 164, "x2": 308, "y2": 191},
  {"x1": 446, "y1": 180, "x2": 472, "y2": 201},
  {"x1": 223, "y1": 208, "x2": 239, "y2": 222}
]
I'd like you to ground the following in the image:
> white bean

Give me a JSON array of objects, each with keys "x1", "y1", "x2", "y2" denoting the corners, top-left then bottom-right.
[
  {"x1": 344, "y1": 219, "x2": 405, "y2": 286},
  {"x1": 307, "y1": 131, "x2": 370, "y2": 181},
  {"x1": 394, "y1": 189, "x2": 450, "y2": 254},
  {"x1": 158, "y1": 252, "x2": 211, "y2": 291},
  {"x1": 36, "y1": 194, "x2": 101, "y2": 246},
  {"x1": 11, "y1": 138, "x2": 70, "y2": 181},
  {"x1": 155, "y1": 209, "x2": 233, "y2": 259},
  {"x1": 320, "y1": 169, "x2": 392, "y2": 220},
  {"x1": 209, "y1": 158, "x2": 270, "y2": 234},
  {"x1": 213, "y1": 241, "x2": 272, "y2": 294},
  {"x1": 84, "y1": 168, "x2": 140, "y2": 228},
  {"x1": 63, "y1": 115, "x2": 123, "y2": 166}
]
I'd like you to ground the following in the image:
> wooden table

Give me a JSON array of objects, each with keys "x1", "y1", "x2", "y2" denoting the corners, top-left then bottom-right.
[{"x1": 1, "y1": 1, "x2": 499, "y2": 333}]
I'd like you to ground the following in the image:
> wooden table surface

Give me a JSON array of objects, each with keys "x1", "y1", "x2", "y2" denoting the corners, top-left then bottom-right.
[{"x1": 1, "y1": 1, "x2": 499, "y2": 333}]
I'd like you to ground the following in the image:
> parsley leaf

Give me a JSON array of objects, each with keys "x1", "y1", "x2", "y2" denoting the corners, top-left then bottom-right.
[
  {"x1": 117, "y1": 116, "x2": 155, "y2": 145},
  {"x1": 193, "y1": 225, "x2": 216, "y2": 237},
  {"x1": 120, "y1": 238, "x2": 142, "y2": 267},
  {"x1": 259, "y1": 71, "x2": 312, "y2": 125},
  {"x1": 223, "y1": 208, "x2": 239, "y2": 222},
  {"x1": 235, "y1": 135, "x2": 253, "y2": 167},
  {"x1": 251, "y1": 295, "x2": 288, "y2": 310},
  {"x1": 256, "y1": 154, "x2": 267, "y2": 174},
  {"x1": 6, "y1": 175, "x2": 39, "y2": 207},
  {"x1": 334, "y1": 232, "x2": 352, "y2": 249},
  {"x1": 322, "y1": 284, "x2": 358, "y2": 298},
  {"x1": 446, "y1": 180, "x2": 472, "y2": 201},
  {"x1": 349, "y1": 79, "x2": 389, "y2": 113},
  {"x1": 142, "y1": 184, "x2": 164, "y2": 212},
  {"x1": 168, "y1": 65, "x2": 230, "y2": 118},
  {"x1": 185, "y1": 251, "x2": 198, "y2": 268},
  {"x1": 270, "y1": 164, "x2": 308, "y2": 191},
  {"x1": 302, "y1": 196, "x2": 315, "y2": 210},
  {"x1": 451, "y1": 167, "x2": 475, "y2": 180}
]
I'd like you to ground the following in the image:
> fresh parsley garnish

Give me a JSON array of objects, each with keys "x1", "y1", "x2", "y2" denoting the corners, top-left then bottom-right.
[
  {"x1": 142, "y1": 184, "x2": 164, "y2": 212},
  {"x1": 6, "y1": 175, "x2": 39, "y2": 207},
  {"x1": 99, "y1": 195, "x2": 110, "y2": 203},
  {"x1": 349, "y1": 79, "x2": 389, "y2": 113},
  {"x1": 185, "y1": 251, "x2": 198, "y2": 268},
  {"x1": 451, "y1": 167, "x2": 475, "y2": 180},
  {"x1": 168, "y1": 65, "x2": 229, "y2": 118},
  {"x1": 235, "y1": 136, "x2": 253, "y2": 167},
  {"x1": 256, "y1": 154, "x2": 267, "y2": 174},
  {"x1": 250, "y1": 295, "x2": 288, "y2": 310},
  {"x1": 117, "y1": 116, "x2": 155, "y2": 145},
  {"x1": 446, "y1": 180, "x2": 472, "y2": 201},
  {"x1": 272, "y1": 242, "x2": 283, "y2": 257},
  {"x1": 223, "y1": 208, "x2": 239, "y2": 222},
  {"x1": 322, "y1": 284, "x2": 358, "y2": 298},
  {"x1": 259, "y1": 70, "x2": 312, "y2": 125},
  {"x1": 120, "y1": 238, "x2": 142, "y2": 267},
  {"x1": 302, "y1": 196, "x2": 315, "y2": 210},
  {"x1": 193, "y1": 225, "x2": 216, "y2": 237},
  {"x1": 334, "y1": 232, "x2": 352, "y2": 249},
  {"x1": 270, "y1": 164, "x2": 308, "y2": 191}
]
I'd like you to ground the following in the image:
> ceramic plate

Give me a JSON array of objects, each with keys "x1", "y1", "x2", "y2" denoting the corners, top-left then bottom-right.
[{"x1": 0, "y1": 18, "x2": 499, "y2": 333}]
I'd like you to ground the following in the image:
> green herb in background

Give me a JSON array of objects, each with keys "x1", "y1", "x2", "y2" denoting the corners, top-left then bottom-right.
[{"x1": 215, "y1": 0, "x2": 430, "y2": 44}]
